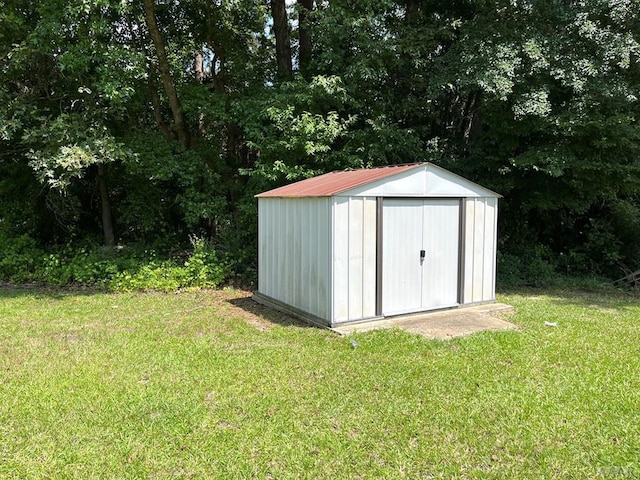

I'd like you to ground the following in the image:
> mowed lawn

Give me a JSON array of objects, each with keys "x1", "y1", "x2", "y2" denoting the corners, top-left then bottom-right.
[{"x1": 0, "y1": 286, "x2": 638, "y2": 479}]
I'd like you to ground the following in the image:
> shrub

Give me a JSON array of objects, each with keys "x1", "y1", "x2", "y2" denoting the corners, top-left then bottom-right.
[
  {"x1": 0, "y1": 233, "x2": 44, "y2": 282},
  {"x1": 0, "y1": 234, "x2": 233, "y2": 291},
  {"x1": 497, "y1": 244, "x2": 559, "y2": 288},
  {"x1": 110, "y1": 237, "x2": 232, "y2": 292},
  {"x1": 32, "y1": 247, "x2": 141, "y2": 286}
]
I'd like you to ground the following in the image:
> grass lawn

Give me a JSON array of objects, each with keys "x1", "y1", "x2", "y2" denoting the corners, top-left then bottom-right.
[{"x1": 0, "y1": 286, "x2": 639, "y2": 479}]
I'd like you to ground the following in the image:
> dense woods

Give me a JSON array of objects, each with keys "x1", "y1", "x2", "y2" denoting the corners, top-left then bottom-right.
[{"x1": 1, "y1": 0, "x2": 639, "y2": 287}]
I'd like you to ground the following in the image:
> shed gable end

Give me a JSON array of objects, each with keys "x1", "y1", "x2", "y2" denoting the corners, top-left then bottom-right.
[{"x1": 339, "y1": 164, "x2": 499, "y2": 198}]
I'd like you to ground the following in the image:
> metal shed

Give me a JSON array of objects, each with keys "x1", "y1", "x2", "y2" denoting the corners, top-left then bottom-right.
[{"x1": 253, "y1": 163, "x2": 501, "y2": 327}]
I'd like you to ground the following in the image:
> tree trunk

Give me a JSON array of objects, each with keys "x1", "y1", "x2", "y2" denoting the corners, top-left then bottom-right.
[
  {"x1": 461, "y1": 91, "x2": 482, "y2": 144},
  {"x1": 143, "y1": 0, "x2": 191, "y2": 148},
  {"x1": 194, "y1": 50, "x2": 207, "y2": 137},
  {"x1": 271, "y1": 0, "x2": 293, "y2": 79},
  {"x1": 194, "y1": 50, "x2": 204, "y2": 83},
  {"x1": 97, "y1": 164, "x2": 115, "y2": 247},
  {"x1": 204, "y1": 2, "x2": 227, "y2": 92},
  {"x1": 405, "y1": 0, "x2": 420, "y2": 23},
  {"x1": 148, "y1": 65, "x2": 177, "y2": 140},
  {"x1": 298, "y1": 0, "x2": 313, "y2": 76}
]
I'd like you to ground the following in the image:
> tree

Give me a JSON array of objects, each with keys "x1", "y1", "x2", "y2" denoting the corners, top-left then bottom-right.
[
  {"x1": 1, "y1": 0, "x2": 639, "y2": 280},
  {"x1": 0, "y1": 0, "x2": 144, "y2": 245},
  {"x1": 298, "y1": 0, "x2": 314, "y2": 75},
  {"x1": 142, "y1": 0, "x2": 191, "y2": 148},
  {"x1": 271, "y1": 0, "x2": 293, "y2": 79},
  {"x1": 437, "y1": 0, "x2": 640, "y2": 275}
]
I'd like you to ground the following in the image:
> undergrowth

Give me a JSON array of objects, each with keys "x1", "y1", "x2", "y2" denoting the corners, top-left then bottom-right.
[{"x1": 0, "y1": 235, "x2": 233, "y2": 292}]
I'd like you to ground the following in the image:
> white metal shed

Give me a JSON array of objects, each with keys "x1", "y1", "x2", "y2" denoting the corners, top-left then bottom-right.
[{"x1": 253, "y1": 163, "x2": 501, "y2": 327}]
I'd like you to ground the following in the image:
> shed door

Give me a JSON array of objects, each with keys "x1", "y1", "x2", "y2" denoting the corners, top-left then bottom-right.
[{"x1": 382, "y1": 198, "x2": 460, "y2": 316}]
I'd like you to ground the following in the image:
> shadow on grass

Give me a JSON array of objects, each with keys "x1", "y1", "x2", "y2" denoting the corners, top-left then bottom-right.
[
  {"x1": 0, "y1": 282, "x2": 106, "y2": 300},
  {"x1": 1, "y1": 283, "x2": 311, "y2": 331},
  {"x1": 226, "y1": 295, "x2": 313, "y2": 329}
]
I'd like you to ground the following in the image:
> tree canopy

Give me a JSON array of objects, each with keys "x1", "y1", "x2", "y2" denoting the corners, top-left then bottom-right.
[{"x1": 1, "y1": 0, "x2": 639, "y2": 283}]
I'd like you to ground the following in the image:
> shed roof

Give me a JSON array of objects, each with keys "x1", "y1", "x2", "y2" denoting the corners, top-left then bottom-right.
[
  {"x1": 256, "y1": 162, "x2": 501, "y2": 199},
  {"x1": 256, "y1": 163, "x2": 422, "y2": 198}
]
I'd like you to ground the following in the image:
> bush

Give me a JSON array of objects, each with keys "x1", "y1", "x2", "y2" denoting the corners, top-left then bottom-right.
[
  {"x1": 0, "y1": 233, "x2": 44, "y2": 282},
  {"x1": 111, "y1": 237, "x2": 232, "y2": 292},
  {"x1": 497, "y1": 244, "x2": 617, "y2": 290},
  {"x1": 32, "y1": 247, "x2": 141, "y2": 286},
  {"x1": 0, "y1": 235, "x2": 233, "y2": 291},
  {"x1": 497, "y1": 244, "x2": 559, "y2": 288}
]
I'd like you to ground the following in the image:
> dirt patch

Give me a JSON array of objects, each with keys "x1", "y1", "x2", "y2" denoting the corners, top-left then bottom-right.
[
  {"x1": 211, "y1": 291, "x2": 517, "y2": 338},
  {"x1": 202, "y1": 288, "x2": 308, "y2": 331}
]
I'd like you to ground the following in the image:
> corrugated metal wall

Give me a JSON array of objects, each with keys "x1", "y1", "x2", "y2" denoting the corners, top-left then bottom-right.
[
  {"x1": 332, "y1": 197, "x2": 377, "y2": 323},
  {"x1": 258, "y1": 198, "x2": 332, "y2": 321},
  {"x1": 463, "y1": 197, "x2": 498, "y2": 303}
]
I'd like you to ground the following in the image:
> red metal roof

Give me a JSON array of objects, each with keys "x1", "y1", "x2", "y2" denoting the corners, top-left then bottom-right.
[{"x1": 256, "y1": 163, "x2": 424, "y2": 197}]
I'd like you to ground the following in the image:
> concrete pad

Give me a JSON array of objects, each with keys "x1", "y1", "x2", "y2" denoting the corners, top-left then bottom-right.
[{"x1": 331, "y1": 303, "x2": 517, "y2": 339}]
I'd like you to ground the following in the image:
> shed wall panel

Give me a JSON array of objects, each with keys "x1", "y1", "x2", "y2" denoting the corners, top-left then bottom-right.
[
  {"x1": 333, "y1": 198, "x2": 350, "y2": 322},
  {"x1": 362, "y1": 198, "x2": 378, "y2": 318},
  {"x1": 472, "y1": 199, "x2": 486, "y2": 302},
  {"x1": 463, "y1": 199, "x2": 475, "y2": 304},
  {"x1": 299, "y1": 201, "x2": 309, "y2": 311},
  {"x1": 462, "y1": 197, "x2": 498, "y2": 304},
  {"x1": 319, "y1": 202, "x2": 331, "y2": 319},
  {"x1": 257, "y1": 198, "x2": 331, "y2": 321},
  {"x1": 482, "y1": 197, "x2": 498, "y2": 300},
  {"x1": 332, "y1": 197, "x2": 377, "y2": 323},
  {"x1": 258, "y1": 201, "x2": 267, "y2": 296},
  {"x1": 348, "y1": 198, "x2": 364, "y2": 320}
]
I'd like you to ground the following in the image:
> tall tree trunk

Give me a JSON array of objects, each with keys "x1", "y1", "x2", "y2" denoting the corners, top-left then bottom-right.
[
  {"x1": 405, "y1": 0, "x2": 420, "y2": 23},
  {"x1": 271, "y1": 0, "x2": 292, "y2": 79},
  {"x1": 143, "y1": 0, "x2": 191, "y2": 148},
  {"x1": 461, "y1": 91, "x2": 482, "y2": 144},
  {"x1": 298, "y1": 0, "x2": 313, "y2": 76},
  {"x1": 204, "y1": 2, "x2": 227, "y2": 93},
  {"x1": 397, "y1": 0, "x2": 421, "y2": 126},
  {"x1": 97, "y1": 164, "x2": 115, "y2": 247},
  {"x1": 194, "y1": 50, "x2": 204, "y2": 83},
  {"x1": 194, "y1": 50, "x2": 207, "y2": 137},
  {"x1": 148, "y1": 65, "x2": 177, "y2": 140}
]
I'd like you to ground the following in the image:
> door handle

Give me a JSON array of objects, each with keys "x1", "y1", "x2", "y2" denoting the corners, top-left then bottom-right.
[{"x1": 420, "y1": 250, "x2": 426, "y2": 263}]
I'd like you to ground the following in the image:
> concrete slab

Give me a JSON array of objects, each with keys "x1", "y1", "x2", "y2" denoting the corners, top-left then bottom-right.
[{"x1": 331, "y1": 303, "x2": 517, "y2": 339}]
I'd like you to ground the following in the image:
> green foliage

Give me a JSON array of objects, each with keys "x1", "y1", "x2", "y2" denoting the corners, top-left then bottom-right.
[
  {"x1": 34, "y1": 249, "x2": 127, "y2": 287},
  {"x1": 0, "y1": 233, "x2": 44, "y2": 283},
  {"x1": 1, "y1": 0, "x2": 640, "y2": 285},
  {"x1": 118, "y1": 134, "x2": 228, "y2": 239},
  {"x1": 0, "y1": 235, "x2": 232, "y2": 291},
  {"x1": 26, "y1": 114, "x2": 135, "y2": 191},
  {"x1": 111, "y1": 237, "x2": 232, "y2": 292},
  {"x1": 241, "y1": 76, "x2": 356, "y2": 183},
  {"x1": 497, "y1": 245, "x2": 560, "y2": 288}
]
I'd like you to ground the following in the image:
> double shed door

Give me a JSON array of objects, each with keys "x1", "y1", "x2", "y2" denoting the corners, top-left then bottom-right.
[{"x1": 382, "y1": 198, "x2": 461, "y2": 316}]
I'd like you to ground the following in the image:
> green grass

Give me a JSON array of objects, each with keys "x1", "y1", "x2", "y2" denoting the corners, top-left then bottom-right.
[{"x1": 0, "y1": 286, "x2": 639, "y2": 479}]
